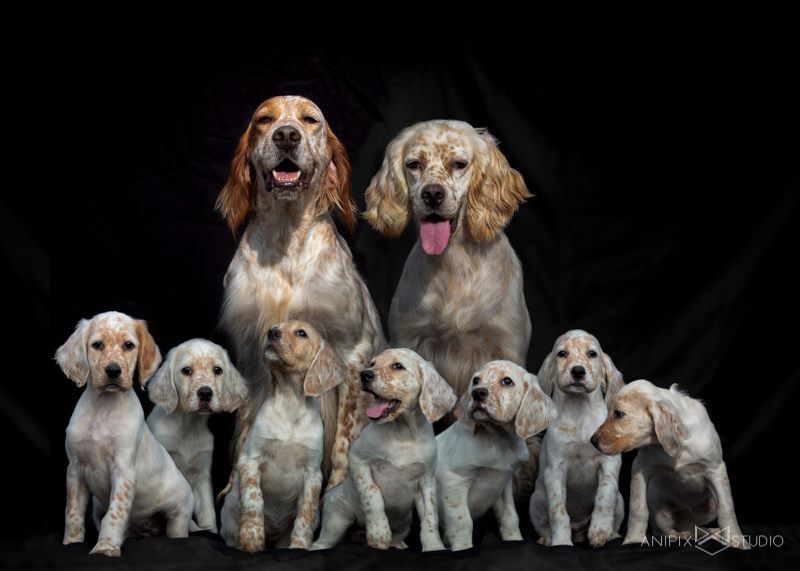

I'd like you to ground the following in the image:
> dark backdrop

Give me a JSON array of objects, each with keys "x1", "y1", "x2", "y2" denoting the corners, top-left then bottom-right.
[{"x1": 6, "y1": 35, "x2": 800, "y2": 563}]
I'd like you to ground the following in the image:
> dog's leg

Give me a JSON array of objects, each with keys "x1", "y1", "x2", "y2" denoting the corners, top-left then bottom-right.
[
  {"x1": 165, "y1": 481, "x2": 193, "y2": 538},
  {"x1": 289, "y1": 468, "x2": 323, "y2": 549},
  {"x1": 623, "y1": 459, "x2": 650, "y2": 545},
  {"x1": 707, "y1": 462, "x2": 750, "y2": 550},
  {"x1": 493, "y1": 478, "x2": 523, "y2": 542},
  {"x1": 90, "y1": 464, "x2": 136, "y2": 557},
  {"x1": 237, "y1": 460, "x2": 266, "y2": 553},
  {"x1": 63, "y1": 463, "x2": 90, "y2": 545},
  {"x1": 193, "y1": 474, "x2": 217, "y2": 533},
  {"x1": 588, "y1": 455, "x2": 623, "y2": 547},
  {"x1": 440, "y1": 474, "x2": 473, "y2": 550},
  {"x1": 544, "y1": 465, "x2": 572, "y2": 546},
  {"x1": 310, "y1": 486, "x2": 354, "y2": 550},
  {"x1": 415, "y1": 471, "x2": 445, "y2": 552},
  {"x1": 351, "y1": 460, "x2": 391, "y2": 549}
]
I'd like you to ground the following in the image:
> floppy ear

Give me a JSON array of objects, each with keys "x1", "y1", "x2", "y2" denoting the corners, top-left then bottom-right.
[
  {"x1": 600, "y1": 352, "x2": 625, "y2": 404},
  {"x1": 466, "y1": 129, "x2": 531, "y2": 242},
  {"x1": 317, "y1": 126, "x2": 357, "y2": 236},
  {"x1": 218, "y1": 348, "x2": 249, "y2": 412},
  {"x1": 418, "y1": 359, "x2": 457, "y2": 423},
  {"x1": 55, "y1": 319, "x2": 91, "y2": 387},
  {"x1": 453, "y1": 390, "x2": 475, "y2": 433},
  {"x1": 515, "y1": 373, "x2": 558, "y2": 439},
  {"x1": 215, "y1": 121, "x2": 254, "y2": 236},
  {"x1": 363, "y1": 130, "x2": 412, "y2": 237},
  {"x1": 536, "y1": 352, "x2": 558, "y2": 398},
  {"x1": 135, "y1": 320, "x2": 162, "y2": 388},
  {"x1": 146, "y1": 347, "x2": 179, "y2": 413},
  {"x1": 650, "y1": 400, "x2": 686, "y2": 457},
  {"x1": 304, "y1": 340, "x2": 348, "y2": 397}
]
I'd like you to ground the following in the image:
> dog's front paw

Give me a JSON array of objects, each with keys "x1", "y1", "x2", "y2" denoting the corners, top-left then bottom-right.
[
  {"x1": 622, "y1": 533, "x2": 645, "y2": 546},
  {"x1": 391, "y1": 539, "x2": 409, "y2": 549},
  {"x1": 730, "y1": 535, "x2": 751, "y2": 550},
  {"x1": 536, "y1": 535, "x2": 550, "y2": 546},
  {"x1": 366, "y1": 523, "x2": 392, "y2": 550},
  {"x1": 588, "y1": 524, "x2": 615, "y2": 548},
  {"x1": 289, "y1": 532, "x2": 313, "y2": 550},
  {"x1": 63, "y1": 528, "x2": 85, "y2": 545},
  {"x1": 89, "y1": 539, "x2": 121, "y2": 557},
  {"x1": 239, "y1": 525, "x2": 265, "y2": 553}
]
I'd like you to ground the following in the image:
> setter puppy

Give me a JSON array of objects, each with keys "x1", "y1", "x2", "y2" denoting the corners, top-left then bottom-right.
[
  {"x1": 591, "y1": 380, "x2": 749, "y2": 549},
  {"x1": 363, "y1": 120, "x2": 533, "y2": 488},
  {"x1": 216, "y1": 96, "x2": 385, "y2": 491}
]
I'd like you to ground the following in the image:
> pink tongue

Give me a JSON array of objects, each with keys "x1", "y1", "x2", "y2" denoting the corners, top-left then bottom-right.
[
  {"x1": 420, "y1": 220, "x2": 451, "y2": 255},
  {"x1": 367, "y1": 398, "x2": 391, "y2": 419},
  {"x1": 274, "y1": 170, "x2": 301, "y2": 183}
]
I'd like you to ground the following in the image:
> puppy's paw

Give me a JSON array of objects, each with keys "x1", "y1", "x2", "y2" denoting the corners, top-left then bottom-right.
[
  {"x1": 391, "y1": 539, "x2": 409, "y2": 549},
  {"x1": 622, "y1": 533, "x2": 645, "y2": 546},
  {"x1": 366, "y1": 523, "x2": 391, "y2": 550},
  {"x1": 730, "y1": 535, "x2": 751, "y2": 550},
  {"x1": 89, "y1": 539, "x2": 121, "y2": 557},
  {"x1": 238, "y1": 525, "x2": 266, "y2": 553},
  {"x1": 588, "y1": 524, "x2": 615, "y2": 548},
  {"x1": 62, "y1": 529, "x2": 85, "y2": 545},
  {"x1": 536, "y1": 535, "x2": 550, "y2": 546}
]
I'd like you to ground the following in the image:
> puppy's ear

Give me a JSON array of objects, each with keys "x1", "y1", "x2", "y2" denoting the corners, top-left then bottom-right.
[
  {"x1": 55, "y1": 319, "x2": 90, "y2": 387},
  {"x1": 146, "y1": 347, "x2": 179, "y2": 413},
  {"x1": 318, "y1": 126, "x2": 357, "y2": 236},
  {"x1": 304, "y1": 340, "x2": 348, "y2": 397},
  {"x1": 515, "y1": 373, "x2": 558, "y2": 439},
  {"x1": 466, "y1": 129, "x2": 531, "y2": 242},
  {"x1": 135, "y1": 320, "x2": 162, "y2": 388},
  {"x1": 454, "y1": 390, "x2": 476, "y2": 433},
  {"x1": 601, "y1": 352, "x2": 625, "y2": 404},
  {"x1": 650, "y1": 400, "x2": 686, "y2": 457},
  {"x1": 218, "y1": 348, "x2": 249, "y2": 412},
  {"x1": 419, "y1": 359, "x2": 456, "y2": 423},
  {"x1": 536, "y1": 352, "x2": 558, "y2": 398},
  {"x1": 215, "y1": 121, "x2": 254, "y2": 236},
  {"x1": 363, "y1": 130, "x2": 412, "y2": 237}
]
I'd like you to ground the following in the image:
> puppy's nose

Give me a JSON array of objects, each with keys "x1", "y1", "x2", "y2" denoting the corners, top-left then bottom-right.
[
  {"x1": 267, "y1": 327, "x2": 282, "y2": 341},
  {"x1": 571, "y1": 366, "x2": 586, "y2": 380},
  {"x1": 471, "y1": 387, "x2": 489, "y2": 402},
  {"x1": 420, "y1": 184, "x2": 445, "y2": 207},
  {"x1": 197, "y1": 386, "x2": 213, "y2": 401},
  {"x1": 105, "y1": 363, "x2": 122, "y2": 379},
  {"x1": 360, "y1": 369, "x2": 375, "y2": 384},
  {"x1": 272, "y1": 125, "x2": 301, "y2": 150},
  {"x1": 590, "y1": 434, "x2": 601, "y2": 451}
]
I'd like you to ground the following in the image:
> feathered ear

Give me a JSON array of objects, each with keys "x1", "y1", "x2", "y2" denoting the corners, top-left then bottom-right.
[
  {"x1": 317, "y1": 126, "x2": 357, "y2": 236},
  {"x1": 146, "y1": 347, "x2": 179, "y2": 413},
  {"x1": 650, "y1": 400, "x2": 686, "y2": 457},
  {"x1": 135, "y1": 320, "x2": 162, "y2": 388},
  {"x1": 418, "y1": 359, "x2": 456, "y2": 423},
  {"x1": 55, "y1": 319, "x2": 91, "y2": 387},
  {"x1": 304, "y1": 340, "x2": 348, "y2": 397},
  {"x1": 466, "y1": 129, "x2": 531, "y2": 242},
  {"x1": 363, "y1": 130, "x2": 412, "y2": 237},
  {"x1": 218, "y1": 348, "x2": 249, "y2": 412},
  {"x1": 453, "y1": 390, "x2": 475, "y2": 433},
  {"x1": 215, "y1": 121, "x2": 254, "y2": 236},
  {"x1": 536, "y1": 352, "x2": 558, "y2": 398},
  {"x1": 515, "y1": 373, "x2": 558, "y2": 439},
  {"x1": 600, "y1": 352, "x2": 625, "y2": 404}
]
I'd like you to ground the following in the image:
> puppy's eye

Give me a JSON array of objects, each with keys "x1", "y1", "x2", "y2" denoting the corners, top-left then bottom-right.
[
  {"x1": 392, "y1": 362, "x2": 405, "y2": 370},
  {"x1": 405, "y1": 160, "x2": 421, "y2": 170},
  {"x1": 213, "y1": 366, "x2": 223, "y2": 376},
  {"x1": 369, "y1": 361, "x2": 376, "y2": 367},
  {"x1": 556, "y1": 350, "x2": 568, "y2": 358},
  {"x1": 588, "y1": 350, "x2": 598, "y2": 358},
  {"x1": 501, "y1": 377, "x2": 515, "y2": 387},
  {"x1": 472, "y1": 376, "x2": 480, "y2": 386},
  {"x1": 453, "y1": 160, "x2": 468, "y2": 169},
  {"x1": 302, "y1": 115, "x2": 319, "y2": 124},
  {"x1": 91, "y1": 341, "x2": 104, "y2": 350},
  {"x1": 181, "y1": 367, "x2": 192, "y2": 376},
  {"x1": 614, "y1": 409, "x2": 625, "y2": 419},
  {"x1": 255, "y1": 115, "x2": 274, "y2": 125},
  {"x1": 123, "y1": 341, "x2": 135, "y2": 351},
  {"x1": 295, "y1": 329, "x2": 307, "y2": 338}
]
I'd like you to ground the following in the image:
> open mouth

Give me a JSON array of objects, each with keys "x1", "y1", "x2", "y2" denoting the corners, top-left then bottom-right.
[
  {"x1": 362, "y1": 387, "x2": 401, "y2": 420},
  {"x1": 264, "y1": 158, "x2": 310, "y2": 191},
  {"x1": 420, "y1": 214, "x2": 457, "y2": 255}
]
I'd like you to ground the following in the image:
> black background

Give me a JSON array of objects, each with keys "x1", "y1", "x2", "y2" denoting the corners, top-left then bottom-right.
[{"x1": 5, "y1": 27, "x2": 800, "y2": 569}]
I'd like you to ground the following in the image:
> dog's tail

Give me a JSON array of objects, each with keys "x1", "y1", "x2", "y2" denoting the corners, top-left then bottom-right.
[{"x1": 216, "y1": 469, "x2": 235, "y2": 505}]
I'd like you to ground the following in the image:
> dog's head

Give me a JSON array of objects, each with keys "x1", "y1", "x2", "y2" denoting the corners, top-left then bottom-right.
[
  {"x1": 55, "y1": 311, "x2": 161, "y2": 393},
  {"x1": 216, "y1": 95, "x2": 355, "y2": 235},
  {"x1": 364, "y1": 120, "x2": 530, "y2": 253},
  {"x1": 146, "y1": 339, "x2": 247, "y2": 414},
  {"x1": 359, "y1": 348, "x2": 456, "y2": 424}
]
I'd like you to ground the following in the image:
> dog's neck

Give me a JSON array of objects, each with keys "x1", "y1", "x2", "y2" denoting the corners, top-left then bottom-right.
[
  {"x1": 380, "y1": 403, "x2": 431, "y2": 439},
  {"x1": 156, "y1": 406, "x2": 210, "y2": 433},
  {"x1": 553, "y1": 389, "x2": 606, "y2": 424},
  {"x1": 473, "y1": 418, "x2": 518, "y2": 442},
  {"x1": 268, "y1": 367, "x2": 309, "y2": 405},
  {"x1": 249, "y1": 186, "x2": 331, "y2": 249}
]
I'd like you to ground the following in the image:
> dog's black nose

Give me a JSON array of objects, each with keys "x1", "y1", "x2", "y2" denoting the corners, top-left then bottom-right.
[
  {"x1": 421, "y1": 184, "x2": 445, "y2": 207},
  {"x1": 197, "y1": 386, "x2": 213, "y2": 401},
  {"x1": 105, "y1": 363, "x2": 121, "y2": 379},
  {"x1": 272, "y1": 125, "x2": 301, "y2": 150},
  {"x1": 590, "y1": 434, "x2": 600, "y2": 450},
  {"x1": 267, "y1": 327, "x2": 281, "y2": 341},
  {"x1": 571, "y1": 366, "x2": 586, "y2": 380},
  {"x1": 472, "y1": 387, "x2": 489, "y2": 402},
  {"x1": 360, "y1": 369, "x2": 375, "y2": 383}
]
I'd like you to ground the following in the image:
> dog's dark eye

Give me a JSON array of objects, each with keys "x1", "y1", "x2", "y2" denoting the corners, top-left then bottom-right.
[
  {"x1": 502, "y1": 377, "x2": 515, "y2": 387},
  {"x1": 392, "y1": 362, "x2": 405, "y2": 370},
  {"x1": 472, "y1": 376, "x2": 480, "y2": 385},
  {"x1": 181, "y1": 367, "x2": 192, "y2": 376},
  {"x1": 123, "y1": 341, "x2": 135, "y2": 351},
  {"x1": 369, "y1": 361, "x2": 376, "y2": 367},
  {"x1": 588, "y1": 350, "x2": 598, "y2": 358},
  {"x1": 614, "y1": 409, "x2": 625, "y2": 419},
  {"x1": 213, "y1": 366, "x2": 223, "y2": 376},
  {"x1": 556, "y1": 350, "x2": 568, "y2": 358},
  {"x1": 405, "y1": 160, "x2": 421, "y2": 170},
  {"x1": 296, "y1": 329, "x2": 307, "y2": 338},
  {"x1": 302, "y1": 116, "x2": 319, "y2": 124},
  {"x1": 453, "y1": 160, "x2": 468, "y2": 170},
  {"x1": 256, "y1": 115, "x2": 274, "y2": 125},
  {"x1": 91, "y1": 341, "x2": 104, "y2": 350}
]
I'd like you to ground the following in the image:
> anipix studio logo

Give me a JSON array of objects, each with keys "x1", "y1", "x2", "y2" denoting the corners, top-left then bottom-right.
[{"x1": 693, "y1": 526, "x2": 731, "y2": 556}]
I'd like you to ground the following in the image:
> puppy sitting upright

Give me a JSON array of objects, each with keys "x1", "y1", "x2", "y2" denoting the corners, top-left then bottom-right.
[
  {"x1": 220, "y1": 321, "x2": 346, "y2": 551},
  {"x1": 530, "y1": 330, "x2": 625, "y2": 547},
  {"x1": 437, "y1": 361, "x2": 556, "y2": 551},
  {"x1": 146, "y1": 339, "x2": 248, "y2": 533},
  {"x1": 312, "y1": 349, "x2": 456, "y2": 551},
  {"x1": 56, "y1": 312, "x2": 194, "y2": 557}
]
